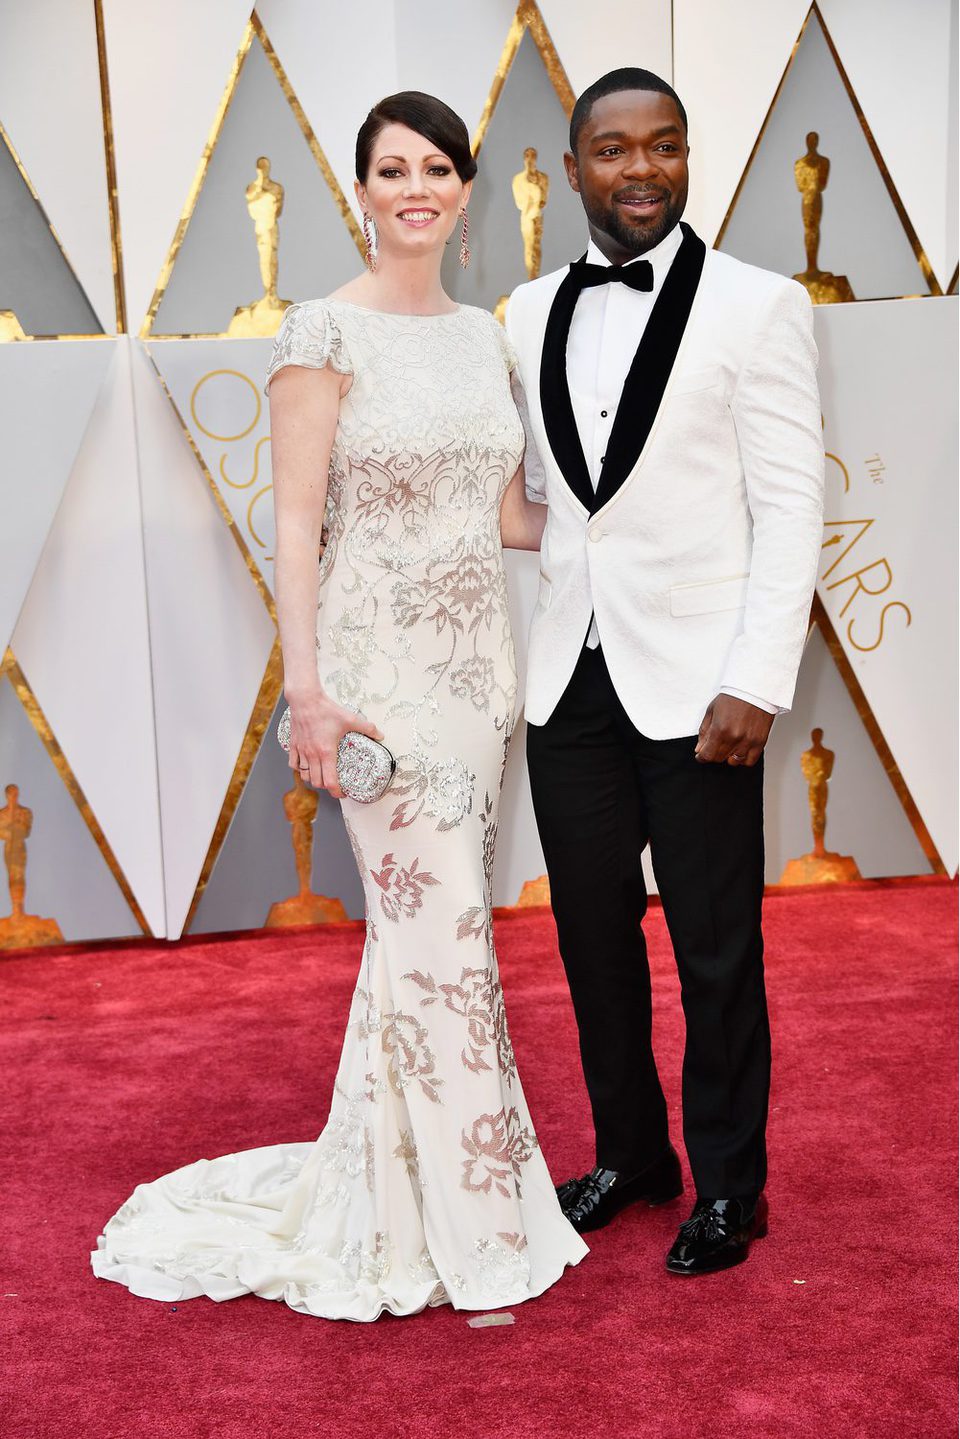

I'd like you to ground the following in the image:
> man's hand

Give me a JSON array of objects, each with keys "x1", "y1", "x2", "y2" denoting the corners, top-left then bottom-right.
[{"x1": 695, "y1": 694, "x2": 775, "y2": 767}]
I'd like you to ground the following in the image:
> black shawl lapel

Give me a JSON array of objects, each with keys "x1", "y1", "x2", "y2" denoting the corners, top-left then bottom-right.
[
  {"x1": 538, "y1": 267, "x2": 594, "y2": 514},
  {"x1": 591, "y1": 222, "x2": 707, "y2": 515}
]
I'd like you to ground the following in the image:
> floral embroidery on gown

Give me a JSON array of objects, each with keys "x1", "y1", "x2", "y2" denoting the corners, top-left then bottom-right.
[{"x1": 91, "y1": 297, "x2": 587, "y2": 1320}]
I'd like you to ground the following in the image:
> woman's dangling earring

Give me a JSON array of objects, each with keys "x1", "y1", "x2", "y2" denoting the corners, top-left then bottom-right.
[
  {"x1": 362, "y1": 212, "x2": 377, "y2": 272},
  {"x1": 459, "y1": 209, "x2": 470, "y2": 269}
]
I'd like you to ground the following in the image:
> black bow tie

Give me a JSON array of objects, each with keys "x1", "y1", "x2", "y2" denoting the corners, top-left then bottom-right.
[{"x1": 568, "y1": 258, "x2": 654, "y2": 294}]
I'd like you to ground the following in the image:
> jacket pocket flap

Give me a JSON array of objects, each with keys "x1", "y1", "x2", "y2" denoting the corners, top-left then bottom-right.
[
  {"x1": 669, "y1": 366, "x2": 721, "y2": 397},
  {"x1": 670, "y1": 574, "x2": 749, "y2": 617}
]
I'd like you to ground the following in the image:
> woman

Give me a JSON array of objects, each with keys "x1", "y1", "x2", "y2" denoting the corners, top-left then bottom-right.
[{"x1": 92, "y1": 92, "x2": 587, "y2": 1320}]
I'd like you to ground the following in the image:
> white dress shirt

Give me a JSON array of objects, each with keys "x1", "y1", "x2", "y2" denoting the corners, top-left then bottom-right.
[{"x1": 566, "y1": 225, "x2": 777, "y2": 716}]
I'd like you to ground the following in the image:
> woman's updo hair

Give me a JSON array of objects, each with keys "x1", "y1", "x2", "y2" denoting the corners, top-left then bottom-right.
[{"x1": 356, "y1": 91, "x2": 477, "y2": 184}]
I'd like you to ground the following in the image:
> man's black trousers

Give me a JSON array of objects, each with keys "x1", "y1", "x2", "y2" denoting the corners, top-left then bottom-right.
[{"x1": 526, "y1": 643, "x2": 770, "y2": 1200}]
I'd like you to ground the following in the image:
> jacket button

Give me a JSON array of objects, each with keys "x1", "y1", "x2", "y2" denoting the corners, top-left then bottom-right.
[{"x1": 589, "y1": 529, "x2": 603, "y2": 543}]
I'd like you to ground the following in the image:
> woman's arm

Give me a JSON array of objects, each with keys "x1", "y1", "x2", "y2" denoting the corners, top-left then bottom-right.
[
  {"x1": 270, "y1": 364, "x2": 380, "y2": 797},
  {"x1": 500, "y1": 466, "x2": 547, "y2": 551}
]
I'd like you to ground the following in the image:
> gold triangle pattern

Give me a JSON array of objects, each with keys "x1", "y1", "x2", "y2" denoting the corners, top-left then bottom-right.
[
  {"x1": 0, "y1": 120, "x2": 105, "y2": 340},
  {"x1": 139, "y1": 9, "x2": 363, "y2": 339},
  {"x1": 808, "y1": 597, "x2": 946, "y2": 876},
  {"x1": 715, "y1": 1, "x2": 943, "y2": 298},
  {"x1": 473, "y1": 0, "x2": 576, "y2": 155},
  {"x1": 93, "y1": 0, "x2": 127, "y2": 333},
  {"x1": 181, "y1": 635, "x2": 284, "y2": 934},
  {"x1": 1, "y1": 647, "x2": 151, "y2": 935}
]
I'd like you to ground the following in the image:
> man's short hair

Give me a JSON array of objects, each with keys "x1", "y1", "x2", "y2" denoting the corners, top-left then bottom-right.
[{"x1": 569, "y1": 68, "x2": 688, "y2": 153}]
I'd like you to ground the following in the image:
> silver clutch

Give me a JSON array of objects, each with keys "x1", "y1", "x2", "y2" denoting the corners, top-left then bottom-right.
[{"x1": 276, "y1": 708, "x2": 395, "y2": 803}]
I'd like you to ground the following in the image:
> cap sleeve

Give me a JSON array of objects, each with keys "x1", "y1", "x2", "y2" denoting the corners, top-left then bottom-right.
[
  {"x1": 264, "y1": 300, "x2": 352, "y2": 394},
  {"x1": 490, "y1": 311, "x2": 518, "y2": 373}
]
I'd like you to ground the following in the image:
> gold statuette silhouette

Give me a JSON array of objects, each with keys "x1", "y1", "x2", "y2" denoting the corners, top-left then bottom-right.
[
  {"x1": 266, "y1": 773, "x2": 348, "y2": 927},
  {"x1": 0, "y1": 310, "x2": 28, "y2": 342},
  {"x1": 792, "y1": 132, "x2": 854, "y2": 304},
  {"x1": 512, "y1": 147, "x2": 550, "y2": 281},
  {"x1": 0, "y1": 784, "x2": 63, "y2": 950},
  {"x1": 779, "y1": 729, "x2": 862, "y2": 884},
  {"x1": 227, "y1": 157, "x2": 293, "y2": 337},
  {"x1": 515, "y1": 874, "x2": 551, "y2": 907}
]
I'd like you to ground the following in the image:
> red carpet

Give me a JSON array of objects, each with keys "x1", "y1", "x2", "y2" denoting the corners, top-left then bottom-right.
[{"x1": 2, "y1": 884, "x2": 957, "y2": 1439}]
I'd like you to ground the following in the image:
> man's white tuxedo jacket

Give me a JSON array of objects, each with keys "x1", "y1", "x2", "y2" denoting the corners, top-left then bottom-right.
[{"x1": 506, "y1": 227, "x2": 825, "y2": 740}]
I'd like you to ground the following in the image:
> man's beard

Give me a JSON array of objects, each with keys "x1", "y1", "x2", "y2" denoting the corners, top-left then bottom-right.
[{"x1": 585, "y1": 185, "x2": 686, "y2": 255}]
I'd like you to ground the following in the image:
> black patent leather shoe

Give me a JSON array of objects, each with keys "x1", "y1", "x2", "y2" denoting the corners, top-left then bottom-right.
[
  {"x1": 559, "y1": 1146, "x2": 683, "y2": 1233},
  {"x1": 665, "y1": 1193, "x2": 768, "y2": 1275}
]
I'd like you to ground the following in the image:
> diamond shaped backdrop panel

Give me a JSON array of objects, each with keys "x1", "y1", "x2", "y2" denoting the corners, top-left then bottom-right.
[
  {"x1": 102, "y1": 0, "x2": 259, "y2": 331},
  {"x1": 0, "y1": 0, "x2": 116, "y2": 330},
  {"x1": 764, "y1": 625, "x2": 930, "y2": 881},
  {"x1": 537, "y1": 0, "x2": 671, "y2": 99},
  {"x1": 256, "y1": 0, "x2": 399, "y2": 218},
  {"x1": 673, "y1": 0, "x2": 813, "y2": 244},
  {"x1": 132, "y1": 340, "x2": 278, "y2": 938},
  {"x1": 11, "y1": 340, "x2": 165, "y2": 937},
  {"x1": 149, "y1": 339, "x2": 276, "y2": 602},
  {"x1": 0, "y1": 339, "x2": 114, "y2": 654},
  {"x1": 718, "y1": 9, "x2": 928, "y2": 298},
  {"x1": 151, "y1": 30, "x2": 361, "y2": 337},
  {"x1": 0, "y1": 673, "x2": 140, "y2": 945},
  {"x1": 0, "y1": 128, "x2": 103, "y2": 336},
  {"x1": 443, "y1": 29, "x2": 584, "y2": 312},
  {"x1": 814, "y1": 298, "x2": 958, "y2": 873},
  {"x1": 819, "y1": 0, "x2": 957, "y2": 292}
]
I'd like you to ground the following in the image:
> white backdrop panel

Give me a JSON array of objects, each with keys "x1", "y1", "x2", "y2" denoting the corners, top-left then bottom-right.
[
  {"x1": 132, "y1": 339, "x2": 278, "y2": 937},
  {"x1": 150, "y1": 338, "x2": 276, "y2": 597},
  {"x1": 814, "y1": 297, "x2": 958, "y2": 873},
  {"x1": 673, "y1": 0, "x2": 812, "y2": 243},
  {"x1": 11, "y1": 339, "x2": 165, "y2": 934},
  {"x1": 393, "y1": 0, "x2": 520, "y2": 143},
  {"x1": 538, "y1": 0, "x2": 671, "y2": 98},
  {"x1": 819, "y1": 0, "x2": 957, "y2": 291},
  {"x1": 0, "y1": 340, "x2": 114, "y2": 654},
  {"x1": 0, "y1": 0, "x2": 115, "y2": 329},
  {"x1": 257, "y1": 0, "x2": 399, "y2": 229},
  {"x1": 764, "y1": 625, "x2": 930, "y2": 880},
  {"x1": 102, "y1": 0, "x2": 258, "y2": 333}
]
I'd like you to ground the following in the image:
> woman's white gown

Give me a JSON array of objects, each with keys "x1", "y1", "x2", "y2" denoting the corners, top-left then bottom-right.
[{"x1": 91, "y1": 298, "x2": 588, "y2": 1320}]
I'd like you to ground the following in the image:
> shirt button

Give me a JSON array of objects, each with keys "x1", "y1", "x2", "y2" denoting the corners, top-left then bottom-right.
[{"x1": 600, "y1": 409, "x2": 608, "y2": 418}]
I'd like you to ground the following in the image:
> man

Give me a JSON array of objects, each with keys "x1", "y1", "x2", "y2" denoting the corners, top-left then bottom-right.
[{"x1": 505, "y1": 69, "x2": 823, "y2": 1275}]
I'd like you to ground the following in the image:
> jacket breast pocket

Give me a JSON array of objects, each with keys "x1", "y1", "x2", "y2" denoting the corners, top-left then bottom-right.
[{"x1": 670, "y1": 573, "x2": 749, "y2": 618}]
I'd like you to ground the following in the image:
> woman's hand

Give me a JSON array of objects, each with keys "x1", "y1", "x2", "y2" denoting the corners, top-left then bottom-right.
[{"x1": 285, "y1": 685, "x2": 383, "y2": 799}]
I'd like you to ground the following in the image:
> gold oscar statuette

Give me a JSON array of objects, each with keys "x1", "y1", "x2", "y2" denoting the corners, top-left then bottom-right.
[
  {"x1": 512, "y1": 147, "x2": 549, "y2": 282},
  {"x1": 0, "y1": 310, "x2": 28, "y2": 342},
  {"x1": 779, "y1": 729, "x2": 862, "y2": 885},
  {"x1": 515, "y1": 874, "x2": 551, "y2": 907},
  {"x1": 0, "y1": 784, "x2": 63, "y2": 950},
  {"x1": 227, "y1": 156, "x2": 294, "y2": 337},
  {"x1": 266, "y1": 773, "x2": 348, "y2": 927},
  {"x1": 792, "y1": 132, "x2": 855, "y2": 305}
]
